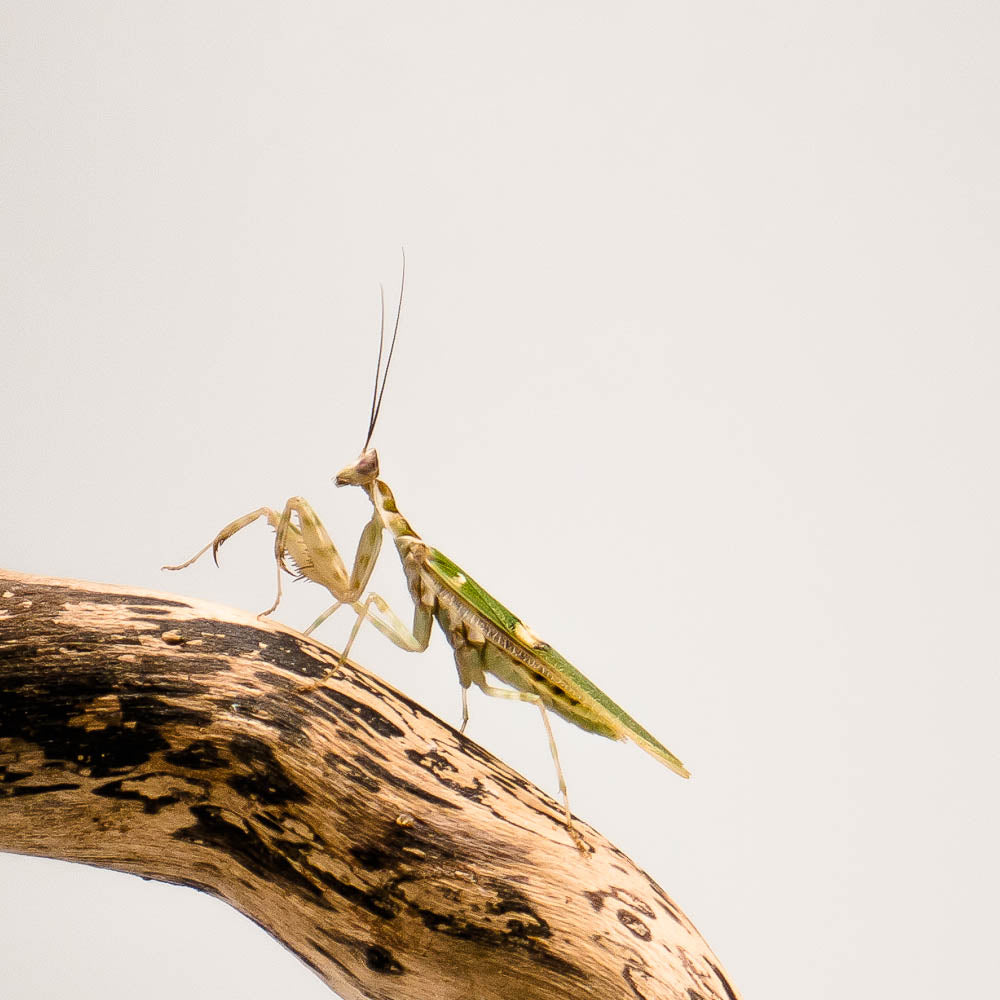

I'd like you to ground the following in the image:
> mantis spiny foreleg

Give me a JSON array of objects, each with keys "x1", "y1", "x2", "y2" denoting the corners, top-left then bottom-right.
[
  {"x1": 261, "y1": 496, "x2": 383, "y2": 617},
  {"x1": 164, "y1": 498, "x2": 397, "y2": 644},
  {"x1": 164, "y1": 491, "x2": 435, "y2": 689},
  {"x1": 162, "y1": 507, "x2": 282, "y2": 572}
]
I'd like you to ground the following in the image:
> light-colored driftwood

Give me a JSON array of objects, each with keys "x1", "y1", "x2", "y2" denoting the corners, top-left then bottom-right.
[{"x1": 0, "y1": 569, "x2": 739, "y2": 1000}]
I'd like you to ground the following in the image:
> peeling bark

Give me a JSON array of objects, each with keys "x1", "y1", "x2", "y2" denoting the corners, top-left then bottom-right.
[{"x1": 0, "y1": 570, "x2": 740, "y2": 1000}]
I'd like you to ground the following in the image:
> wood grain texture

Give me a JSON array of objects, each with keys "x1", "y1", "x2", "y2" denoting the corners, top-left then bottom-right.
[{"x1": 0, "y1": 569, "x2": 740, "y2": 1000}]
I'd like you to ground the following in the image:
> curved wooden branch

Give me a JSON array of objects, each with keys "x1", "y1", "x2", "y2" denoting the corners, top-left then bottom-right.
[{"x1": 0, "y1": 569, "x2": 739, "y2": 1000}]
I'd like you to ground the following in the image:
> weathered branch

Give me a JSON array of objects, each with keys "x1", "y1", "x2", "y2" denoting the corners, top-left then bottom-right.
[{"x1": 0, "y1": 569, "x2": 739, "y2": 1000}]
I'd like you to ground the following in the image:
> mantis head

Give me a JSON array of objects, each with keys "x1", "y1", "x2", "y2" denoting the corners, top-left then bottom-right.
[
  {"x1": 333, "y1": 252, "x2": 403, "y2": 492},
  {"x1": 335, "y1": 449, "x2": 380, "y2": 487}
]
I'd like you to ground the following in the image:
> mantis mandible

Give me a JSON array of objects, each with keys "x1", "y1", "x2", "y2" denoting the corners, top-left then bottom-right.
[{"x1": 164, "y1": 263, "x2": 689, "y2": 843}]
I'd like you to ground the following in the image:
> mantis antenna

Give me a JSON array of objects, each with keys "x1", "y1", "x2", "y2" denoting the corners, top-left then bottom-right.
[{"x1": 363, "y1": 250, "x2": 405, "y2": 452}]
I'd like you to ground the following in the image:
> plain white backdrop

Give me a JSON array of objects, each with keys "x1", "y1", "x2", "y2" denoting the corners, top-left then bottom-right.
[{"x1": 2, "y1": 3, "x2": 998, "y2": 998}]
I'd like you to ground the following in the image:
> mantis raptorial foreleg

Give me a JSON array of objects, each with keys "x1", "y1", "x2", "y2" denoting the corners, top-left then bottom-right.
[
  {"x1": 163, "y1": 498, "x2": 384, "y2": 632},
  {"x1": 162, "y1": 507, "x2": 282, "y2": 572},
  {"x1": 165, "y1": 493, "x2": 433, "y2": 685},
  {"x1": 262, "y1": 496, "x2": 384, "y2": 616}
]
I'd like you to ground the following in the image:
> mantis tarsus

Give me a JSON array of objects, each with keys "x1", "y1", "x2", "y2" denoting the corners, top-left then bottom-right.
[{"x1": 164, "y1": 265, "x2": 689, "y2": 845}]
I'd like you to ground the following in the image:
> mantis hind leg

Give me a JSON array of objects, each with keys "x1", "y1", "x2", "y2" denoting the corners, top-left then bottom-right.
[{"x1": 467, "y1": 676, "x2": 587, "y2": 851}]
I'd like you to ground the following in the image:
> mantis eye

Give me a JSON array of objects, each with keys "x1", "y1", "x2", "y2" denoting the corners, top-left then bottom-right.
[
  {"x1": 357, "y1": 449, "x2": 379, "y2": 479},
  {"x1": 334, "y1": 449, "x2": 380, "y2": 487}
]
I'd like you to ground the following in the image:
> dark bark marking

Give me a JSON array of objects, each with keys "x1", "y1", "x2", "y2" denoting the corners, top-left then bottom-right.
[
  {"x1": 272, "y1": 835, "x2": 323, "y2": 865},
  {"x1": 99, "y1": 593, "x2": 191, "y2": 609},
  {"x1": 254, "y1": 812, "x2": 286, "y2": 834},
  {"x1": 623, "y1": 960, "x2": 656, "y2": 999},
  {"x1": 404, "y1": 747, "x2": 491, "y2": 804},
  {"x1": 226, "y1": 735, "x2": 308, "y2": 805},
  {"x1": 289, "y1": 815, "x2": 584, "y2": 981},
  {"x1": 92, "y1": 775, "x2": 182, "y2": 814},
  {"x1": 485, "y1": 885, "x2": 551, "y2": 939},
  {"x1": 133, "y1": 615, "x2": 340, "y2": 687},
  {"x1": 4, "y1": 782, "x2": 81, "y2": 797},
  {"x1": 650, "y1": 881, "x2": 685, "y2": 925},
  {"x1": 318, "y1": 688, "x2": 406, "y2": 740},
  {"x1": 707, "y1": 959, "x2": 739, "y2": 1000},
  {"x1": 310, "y1": 866, "x2": 401, "y2": 920},
  {"x1": 0, "y1": 686, "x2": 180, "y2": 778},
  {"x1": 408, "y1": 881, "x2": 586, "y2": 981},
  {"x1": 307, "y1": 936, "x2": 338, "y2": 963},
  {"x1": 364, "y1": 944, "x2": 404, "y2": 975},
  {"x1": 164, "y1": 739, "x2": 228, "y2": 771},
  {"x1": 452, "y1": 741, "x2": 527, "y2": 802},
  {"x1": 174, "y1": 805, "x2": 323, "y2": 897},
  {"x1": 582, "y1": 886, "x2": 655, "y2": 920},
  {"x1": 351, "y1": 844, "x2": 393, "y2": 871},
  {"x1": 351, "y1": 751, "x2": 457, "y2": 809},
  {"x1": 612, "y1": 887, "x2": 655, "y2": 918},
  {"x1": 51, "y1": 587, "x2": 190, "y2": 609},
  {"x1": 405, "y1": 747, "x2": 457, "y2": 775},
  {"x1": 323, "y1": 751, "x2": 381, "y2": 793},
  {"x1": 617, "y1": 909, "x2": 652, "y2": 941},
  {"x1": 304, "y1": 940, "x2": 359, "y2": 989},
  {"x1": 0, "y1": 767, "x2": 34, "y2": 784}
]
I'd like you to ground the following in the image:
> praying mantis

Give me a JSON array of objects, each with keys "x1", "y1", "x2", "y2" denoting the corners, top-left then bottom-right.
[{"x1": 163, "y1": 264, "x2": 689, "y2": 843}]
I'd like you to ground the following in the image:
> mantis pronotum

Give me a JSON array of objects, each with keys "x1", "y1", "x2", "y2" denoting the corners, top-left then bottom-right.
[{"x1": 164, "y1": 264, "x2": 689, "y2": 844}]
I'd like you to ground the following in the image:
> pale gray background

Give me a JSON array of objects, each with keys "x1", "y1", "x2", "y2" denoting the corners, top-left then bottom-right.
[{"x1": 2, "y1": 3, "x2": 997, "y2": 999}]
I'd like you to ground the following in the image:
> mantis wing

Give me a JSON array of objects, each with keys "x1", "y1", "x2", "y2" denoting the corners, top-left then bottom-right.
[{"x1": 425, "y1": 548, "x2": 690, "y2": 779}]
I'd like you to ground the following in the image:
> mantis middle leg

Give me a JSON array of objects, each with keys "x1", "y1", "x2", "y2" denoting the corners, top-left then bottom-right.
[{"x1": 299, "y1": 590, "x2": 435, "y2": 689}]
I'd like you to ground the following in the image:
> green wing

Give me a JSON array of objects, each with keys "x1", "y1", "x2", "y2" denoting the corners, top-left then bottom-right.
[{"x1": 425, "y1": 547, "x2": 689, "y2": 778}]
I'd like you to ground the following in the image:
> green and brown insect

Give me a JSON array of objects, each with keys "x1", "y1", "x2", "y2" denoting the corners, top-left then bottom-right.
[{"x1": 164, "y1": 261, "x2": 689, "y2": 844}]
